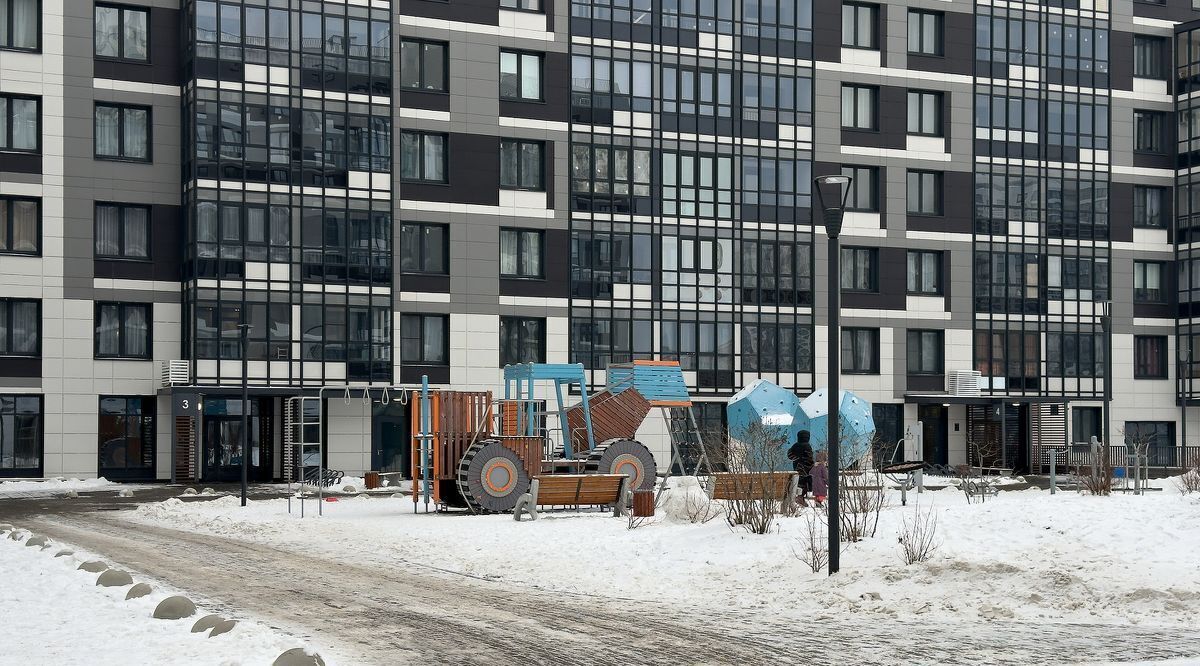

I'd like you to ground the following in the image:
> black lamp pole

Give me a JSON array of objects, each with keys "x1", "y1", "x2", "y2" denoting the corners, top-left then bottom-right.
[
  {"x1": 1101, "y1": 301, "x2": 1111, "y2": 449},
  {"x1": 238, "y1": 322, "x2": 251, "y2": 507},
  {"x1": 1180, "y1": 341, "x2": 1190, "y2": 449},
  {"x1": 813, "y1": 174, "x2": 852, "y2": 575}
]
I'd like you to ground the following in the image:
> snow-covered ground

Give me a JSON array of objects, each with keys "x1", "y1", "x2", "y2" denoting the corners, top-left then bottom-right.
[
  {"x1": 0, "y1": 527, "x2": 322, "y2": 665},
  {"x1": 0, "y1": 477, "x2": 116, "y2": 496},
  {"x1": 125, "y1": 477, "x2": 1200, "y2": 631}
]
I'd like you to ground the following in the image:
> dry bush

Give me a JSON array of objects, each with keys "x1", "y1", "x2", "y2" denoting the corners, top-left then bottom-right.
[
  {"x1": 626, "y1": 487, "x2": 667, "y2": 530},
  {"x1": 792, "y1": 507, "x2": 829, "y2": 574},
  {"x1": 1175, "y1": 451, "x2": 1200, "y2": 494},
  {"x1": 838, "y1": 442, "x2": 887, "y2": 542},
  {"x1": 682, "y1": 490, "x2": 723, "y2": 524},
  {"x1": 722, "y1": 422, "x2": 790, "y2": 535},
  {"x1": 1077, "y1": 441, "x2": 1115, "y2": 496},
  {"x1": 897, "y1": 504, "x2": 941, "y2": 565}
]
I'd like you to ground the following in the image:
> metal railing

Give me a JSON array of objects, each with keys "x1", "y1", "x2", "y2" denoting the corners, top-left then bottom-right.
[{"x1": 1030, "y1": 444, "x2": 1200, "y2": 473}]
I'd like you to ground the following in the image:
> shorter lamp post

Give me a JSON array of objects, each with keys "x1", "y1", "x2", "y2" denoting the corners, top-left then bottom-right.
[
  {"x1": 238, "y1": 322, "x2": 251, "y2": 507},
  {"x1": 1100, "y1": 301, "x2": 1111, "y2": 448},
  {"x1": 1181, "y1": 340, "x2": 1191, "y2": 449},
  {"x1": 813, "y1": 173, "x2": 852, "y2": 576}
]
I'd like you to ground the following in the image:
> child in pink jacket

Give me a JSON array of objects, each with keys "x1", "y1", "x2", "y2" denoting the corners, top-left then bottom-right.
[{"x1": 811, "y1": 451, "x2": 829, "y2": 505}]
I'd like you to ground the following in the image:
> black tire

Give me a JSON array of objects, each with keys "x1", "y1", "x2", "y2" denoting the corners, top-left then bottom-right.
[
  {"x1": 456, "y1": 439, "x2": 531, "y2": 513},
  {"x1": 585, "y1": 438, "x2": 657, "y2": 491}
]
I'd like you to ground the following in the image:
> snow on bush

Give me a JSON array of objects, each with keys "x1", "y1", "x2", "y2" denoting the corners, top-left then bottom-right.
[{"x1": 660, "y1": 476, "x2": 722, "y2": 524}]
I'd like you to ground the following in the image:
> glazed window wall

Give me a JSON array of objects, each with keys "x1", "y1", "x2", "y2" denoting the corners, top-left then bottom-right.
[
  {"x1": 660, "y1": 318, "x2": 735, "y2": 387},
  {"x1": 568, "y1": 316, "x2": 653, "y2": 370},
  {"x1": 569, "y1": 226, "x2": 653, "y2": 299},
  {"x1": 741, "y1": 322, "x2": 813, "y2": 373},
  {"x1": 299, "y1": 206, "x2": 391, "y2": 284}
]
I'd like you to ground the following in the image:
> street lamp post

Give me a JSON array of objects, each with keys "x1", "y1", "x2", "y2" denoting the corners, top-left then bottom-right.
[
  {"x1": 813, "y1": 173, "x2": 853, "y2": 576},
  {"x1": 1100, "y1": 301, "x2": 1111, "y2": 449},
  {"x1": 1180, "y1": 340, "x2": 1191, "y2": 449},
  {"x1": 238, "y1": 322, "x2": 251, "y2": 507}
]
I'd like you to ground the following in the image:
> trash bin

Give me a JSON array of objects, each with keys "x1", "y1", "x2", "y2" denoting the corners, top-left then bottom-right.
[
  {"x1": 632, "y1": 489, "x2": 655, "y2": 517},
  {"x1": 364, "y1": 471, "x2": 380, "y2": 490}
]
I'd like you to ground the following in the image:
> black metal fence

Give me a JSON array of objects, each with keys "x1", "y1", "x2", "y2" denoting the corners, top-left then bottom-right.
[{"x1": 1029, "y1": 445, "x2": 1200, "y2": 474}]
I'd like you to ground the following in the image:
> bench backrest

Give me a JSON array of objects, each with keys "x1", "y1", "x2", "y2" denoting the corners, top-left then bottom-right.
[
  {"x1": 709, "y1": 471, "x2": 795, "y2": 501},
  {"x1": 532, "y1": 474, "x2": 627, "y2": 506}
]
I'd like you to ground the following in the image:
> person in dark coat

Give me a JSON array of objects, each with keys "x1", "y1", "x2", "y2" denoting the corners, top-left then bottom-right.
[{"x1": 786, "y1": 430, "x2": 814, "y2": 503}]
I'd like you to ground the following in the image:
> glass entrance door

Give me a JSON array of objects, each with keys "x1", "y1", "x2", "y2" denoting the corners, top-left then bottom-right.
[{"x1": 202, "y1": 399, "x2": 266, "y2": 482}]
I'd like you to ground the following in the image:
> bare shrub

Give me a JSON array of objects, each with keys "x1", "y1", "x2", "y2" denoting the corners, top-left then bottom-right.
[
  {"x1": 627, "y1": 487, "x2": 667, "y2": 530},
  {"x1": 792, "y1": 508, "x2": 829, "y2": 574},
  {"x1": 1077, "y1": 441, "x2": 1114, "y2": 496},
  {"x1": 682, "y1": 490, "x2": 723, "y2": 524},
  {"x1": 838, "y1": 442, "x2": 887, "y2": 541},
  {"x1": 1175, "y1": 451, "x2": 1200, "y2": 494},
  {"x1": 897, "y1": 504, "x2": 941, "y2": 565},
  {"x1": 721, "y1": 422, "x2": 790, "y2": 535}
]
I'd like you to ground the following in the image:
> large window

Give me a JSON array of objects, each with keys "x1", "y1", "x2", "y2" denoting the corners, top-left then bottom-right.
[
  {"x1": 1124, "y1": 421, "x2": 1176, "y2": 466},
  {"x1": 0, "y1": 299, "x2": 38, "y2": 356},
  {"x1": 399, "y1": 131, "x2": 446, "y2": 182},
  {"x1": 907, "y1": 250, "x2": 942, "y2": 294},
  {"x1": 500, "y1": 139, "x2": 544, "y2": 191},
  {"x1": 1133, "y1": 35, "x2": 1167, "y2": 79},
  {"x1": 501, "y1": 0, "x2": 541, "y2": 10},
  {"x1": 0, "y1": 0, "x2": 39, "y2": 51},
  {"x1": 499, "y1": 317, "x2": 545, "y2": 366},
  {"x1": 0, "y1": 196, "x2": 38, "y2": 255},
  {"x1": 399, "y1": 38, "x2": 447, "y2": 92},
  {"x1": 841, "y1": 85, "x2": 877, "y2": 130},
  {"x1": 500, "y1": 50, "x2": 542, "y2": 101},
  {"x1": 399, "y1": 222, "x2": 447, "y2": 274},
  {"x1": 95, "y1": 303, "x2": 151, "y2": 359},
  {"x1": 907, "y1": 170, "x2": 942, "y2": 215},
  {"x1": 94, "y1": 103, "x2": 150, "y2": 161},
  {"x1": 841, "y1": 328, "x2": 880, "y2": 374},
  {"x1": 1134, "y1": 261, "x2": 1165, "y2": 303},
  {"x1": 1133, "y1": 186, "x2": 1167, "y2": 228},
  {"x1": 841, "y1": 2, "x2": 878, "y2": 49},
  {"x1": 841, "y1": 165, "x2": 878, "y2": 211},
  {"x1": 94, "y1": 4, "x2": 148, "y2": 61},
  {"x1": 840, "y1": 247, "x2": 877, "y2": 292},
  {"x1": 908, "y1": 10, "x2": 942, "y2": 56},
  {"x1": 0, "y1": 94, "x2": 39, "y2": 153},
  {"x1": 97, "y1": 396, "x2": 155, "y2": 479},
  {"x1": 500, "y1": 228, "x2": 543, "y2": 278},
  {"x1": 1134, "y1": 335, "x2": 1167, "y2": 378},
  {"x1": 1047, "y1": 333, "x2": 1104, "y2": 377},
  {"x1": 95, "y1": 203, "x2": 148, "y2": 259},
  {"x1": 1134, "y1": 110, "x2": 1166, "y2": 153},
  {"x1": 400, "y1": 314, "x2": 448, "y2": 365},
  {"x1": 907, "y1": 90, "x2": 943, "y2": 136},
  {"x1": 974, "y1": 330, "x2": 1040, "y2": 388},
  {"x1": 740, "y1": 322, "x2": 814, "y2": 372},
  {"x1": 0, "y1": 395, "x2": 41, "y2": 476},
  {"x1": 907, "y1": 330, "x2": 944, "y2": 374}
]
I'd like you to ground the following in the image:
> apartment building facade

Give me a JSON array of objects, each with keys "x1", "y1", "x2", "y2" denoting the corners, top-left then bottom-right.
[{"x1": 1, "y1": 0, "x2": 1198, "y2": 482}]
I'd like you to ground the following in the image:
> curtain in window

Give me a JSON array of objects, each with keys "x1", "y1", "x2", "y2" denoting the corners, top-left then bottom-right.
[
  {"x1": 423, "y1": 134, "x2": 444, "y2": 181},
  {"x1": 499, "y1": 51, "x2": 519, "y2": 98},
  {"x1": 520, "y1": 319, "x2": 541, "y2": 363},
  {"x1": 400, "y1": 132, "x2": 419, "y2": 179},
  {"x1": 500, "y1": 230, "x2": 517, "y2": 275},
  {"x1": 122, "y1": 107, "x2": 148, "y2": 159},
  {"x1": 0, "y1": 305, "x2": 6, "y2": 354},
  {"x1": 500, "y1": 141, "x2": 518, "y2": 188},
  {"x1": 9, "y1": 301, "x2": 36, "y2": 355},
  {"x1": 97, "y1": 305, "x2": 120, "y2": 356},
  {"x1": 95, "y1": 205, "x2": 120, "y2": 256},
  {"x1": 0, "y1": 98, "x2": 6, "y2": 149},
  {"x1": 422, "y1": 43, "x2": 444, "y2": 90},
  {"x1": 7, "y1": 0, "x2": 35, "y2": 49},
  {"x1": 423, "y1": 316, "x2": 445, "y2": 363},
  {"x1": 11, "y1": 98, "x2": 37, "y2": 150},
  {"x1": 124, "y1": 207, "x2": 148, "y2": 257},
  {"x1": 8, "y1": 200, "x2": 35, "y2": 252},
  {"x1": 94, "y1": 6, "x2": 120, "y2": 57},
  {"x1": 123, "y1": 9, "x2": 147, "y2": 60},
  {"x1": 520, "y1": 54, "x2": 540, "y2": 99},
  {"x1": 519, "y1": 142, "x2": 541, "y2": 189},
  {"x1": 519, "y1": 230, "x2": 540, "y2": 276},
  {"x1": 95, "y1": 105, "x2": 120, "y2": 156},
  {"x1": 921, "y1": 253, "x2": 937, "y2": 292}
]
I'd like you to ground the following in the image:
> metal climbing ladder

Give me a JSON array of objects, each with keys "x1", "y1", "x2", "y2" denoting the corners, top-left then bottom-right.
[{"x1": 285, "y1": 395, "x2": 325, "y2": 516}]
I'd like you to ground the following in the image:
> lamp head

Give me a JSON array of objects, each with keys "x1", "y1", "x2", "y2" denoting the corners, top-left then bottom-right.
[{"x1": 813, "y1": 174, "x2": 853, "y2": 239}]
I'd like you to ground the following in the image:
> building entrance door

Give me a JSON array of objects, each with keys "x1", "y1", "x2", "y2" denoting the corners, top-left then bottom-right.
[
  {"x1": 918, "y1": 404, "x2": 948, "y2": 466},
  {"x1": 202, "y1": 399, "x2": 269, "y2": 482}
]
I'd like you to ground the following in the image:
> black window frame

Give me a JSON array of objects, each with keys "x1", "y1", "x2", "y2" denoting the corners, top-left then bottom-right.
[
  {"x1": 1133, "y1": 35, "x2": 1167, "y2": 80},
  {"x1": 93, "y1": 102, "x2": 152, "y2": 162},
  {"x1": 94, "y1": 202, "x2": 151, "y2": 261},
  {"x1": 907, "y1": 9, "x2": 943, "y2": 57},
  {"x1": 0, "y1": 93, "x2": 41, "y2": 154},
  {"x1": 0, "y1": 195, "x2": 40, "y2": 256},
  {"x1": 841, "y1": 2, "x2": 879, "y2": 50},
  {"x1": 500, "y1": 0, "x2": 541, "y2": 11},
  {"x1": 0, "y1": 0, "x2": 41, "y2": 52},
  {"x1": 399, "y1": 313, "x2": 449, "y2": 366},
  {"x1": 840, "y1": 246, "x2": 878, "y2": 292},
  {"x1": 906, "y1": 170, "x2": 943, "y2": 215},
  {"x1": 907, "y1": 329, "x2": 945, "y2": 375},
  {"x1": 499, "y1": 138, "x2": 545, "y2": 191},
  {"x1": 1134, "y1": 335, "x2": 1168, "y2": 379},
  {"x1": 841, "y1": 165, "x2": 878, "y2": 212},
  {"x1": 906, "y1": 90, "x2": 943, "y2": 137},
  {"x1": 907, "y1": 249, "x2": 942, "y2": 295},
  {"x1": 499, "y1": 227, "x2": 544, "y2": 279},
  {"x1": 0, "y1": 394, "x2": 43, "y2": 477},
  {"x1": 94, "y1": 302, "x2": 153, "y2": 360},
  {"x1": 1134, "y1": 260, "x2": 1165, "y2": 303},
  {"x1": 1133, "y1": 185, "x2": 1167, "y2": 229},
  {"x1": 93, "y1": 3, "x2": 150, "y2": 63},
  {"x1": 1046, "y1": 332, "x2": 1105, "y2": 378},
  {"x1": 0, "y1": 298, "x2": 39, "y2": 357},
  {"x1": 499, "y1": 49, "x2": 544, "y2": 102},
  {"x1": 399, "y1": 222, "x2": 448, "y2": 275},
  {"x1": 841, "y1": 327, "x2": 880, "y2": 374},
  {"x1": 398, "y1": 130, "x2": 447, "y2": 183},
  {"x1": 97, "y1": 395, "x2": 156, "y2": 479},
  {"x1": 398, "y1": 37, "x2": 448, "y2": 93},
  {"x1": 1133, "y1": 110, "x2": 1166, "y2": 154},
  {"x1": 499, "y1": 316, "x2": 546, "y2": 366},
  {"x1": 841, "y1": 84, "x2": 878, "y2": 130}
]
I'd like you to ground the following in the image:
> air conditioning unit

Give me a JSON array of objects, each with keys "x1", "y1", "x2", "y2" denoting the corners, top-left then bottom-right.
[
  {"x1": 160, "y1": 360, "x2": 191, "y2": 388},
  {"x1": 946, "y1": 370, "x2": 982, "y2": 397}
]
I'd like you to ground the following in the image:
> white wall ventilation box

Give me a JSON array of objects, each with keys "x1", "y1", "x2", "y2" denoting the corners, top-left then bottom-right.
[
  {"x1": 946, "y1": 370, "x2": 982, "y2": 397},
  {"x1": 161, "y1": 360, "x2": 191, "y2": 388}
]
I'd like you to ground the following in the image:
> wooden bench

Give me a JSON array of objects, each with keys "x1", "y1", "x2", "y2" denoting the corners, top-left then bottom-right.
[
  {"x1": 706, "y1": 471, "x2": 798, "y2": 502},
  {"x1": 513, "y1": 474, "x2": 630, "y2": 522}
]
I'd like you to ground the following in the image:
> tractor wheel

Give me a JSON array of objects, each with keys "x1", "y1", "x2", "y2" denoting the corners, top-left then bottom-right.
[
  {"x1": 585, "y1": 438, "x2": 657, "y2": 491},
  {"x1": 456, "y1": 439, "x2": 531, "y2": 513}
]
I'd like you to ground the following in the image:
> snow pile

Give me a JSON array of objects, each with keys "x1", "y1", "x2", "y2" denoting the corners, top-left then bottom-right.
[
  {"x1": 659, "y1": 476, "x2": 721, "y2": 524},
  {"x1": 0, "y1": 477, "x2": 115, "y2": 496},
  {"x1": 125, "y1": 486, "x2": 1200, "y2": 629},
  {"x1": 0, "y1": 528, "x2": 315, "y2": 665}
]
